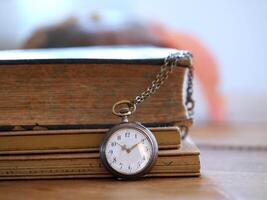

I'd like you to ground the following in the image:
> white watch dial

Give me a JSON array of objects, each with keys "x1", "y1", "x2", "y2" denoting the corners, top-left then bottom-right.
[{"x1": 104, "y1": 128, "x2": 153, "y2": 175}]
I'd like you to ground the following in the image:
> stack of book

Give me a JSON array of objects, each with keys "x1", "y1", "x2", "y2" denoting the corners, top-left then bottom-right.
[
  {"x1": 0, "y1": 46, "x2": 200, "y2": 179},
  {"x1": 0, "y1": 127, "x2": 200, "y2": 179}
]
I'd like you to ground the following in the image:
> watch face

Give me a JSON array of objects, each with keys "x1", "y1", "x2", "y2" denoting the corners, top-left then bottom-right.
[{"x1": 100, "y1": 122, "x2": 158, "y2": 178}]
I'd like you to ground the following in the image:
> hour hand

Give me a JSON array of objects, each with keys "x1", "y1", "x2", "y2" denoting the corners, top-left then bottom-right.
[{"x1": 116, "y1": 142, "x2": 127, "y2": 151}]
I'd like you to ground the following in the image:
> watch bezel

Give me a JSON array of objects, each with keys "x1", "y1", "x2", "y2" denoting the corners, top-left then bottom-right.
[{"x1": 100, "y1": 122, "x2": 158, "y2": 179}]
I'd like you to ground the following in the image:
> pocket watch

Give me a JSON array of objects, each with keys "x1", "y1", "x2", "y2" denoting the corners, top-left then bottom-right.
[
  {"x1": 100, "y1": 52, "x2": 194, "y2": 179},
  {"x1": 100, "y1": 101, "x2": 158, "y2": 179}
]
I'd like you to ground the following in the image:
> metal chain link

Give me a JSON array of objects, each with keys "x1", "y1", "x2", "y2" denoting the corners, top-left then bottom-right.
[
  {"x1": 112, "y1": 52, "x2": 195, "y2": 139},
  {"x1": 130, "y1": 52, "x2": 195, "y2": 117},
  {"x1": 185, "y1": 66, "x2": 195, "y2": 116}
]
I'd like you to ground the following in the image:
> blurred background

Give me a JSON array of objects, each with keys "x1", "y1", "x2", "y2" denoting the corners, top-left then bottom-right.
[{"x1": 0, "y1": 0, "x2": 266, "y2": 124}]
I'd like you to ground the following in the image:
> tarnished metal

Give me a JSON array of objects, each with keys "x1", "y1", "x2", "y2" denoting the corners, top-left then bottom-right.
[
  {"x1": 112, "y1": 100, "x2": 136, "y2": 117},
  {"x1": 113, "y1": 51, "x2": 195, "y2": 139}
]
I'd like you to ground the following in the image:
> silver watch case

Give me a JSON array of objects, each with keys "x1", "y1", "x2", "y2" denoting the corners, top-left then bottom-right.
[{"x1": 100, "y1": 122, "x2": 158, "y2": 179}]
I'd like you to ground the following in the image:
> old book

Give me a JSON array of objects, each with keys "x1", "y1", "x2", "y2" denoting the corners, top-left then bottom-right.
[
  {"x1": 0, "y1": 127, "x2": 181, "y2": 154},
  {"x1": 0, "y1": 46, "x2": 192, "y2": 128},
  {"x1": 0, "y1": 137, "x2": 200, "y2": 179}
]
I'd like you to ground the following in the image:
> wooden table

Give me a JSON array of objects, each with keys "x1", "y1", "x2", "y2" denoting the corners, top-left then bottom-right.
[{"x1": 0, "y1": 124, "x2": 266, "y2": 200}]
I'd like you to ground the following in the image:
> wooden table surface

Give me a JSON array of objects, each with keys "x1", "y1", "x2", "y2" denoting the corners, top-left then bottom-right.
[{"x1": 0, "y1": 123, "x2": 266, "y2": 200}]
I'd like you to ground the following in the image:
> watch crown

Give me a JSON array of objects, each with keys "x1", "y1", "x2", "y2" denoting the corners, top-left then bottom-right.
[{"x1": 121, "y1": 116, "x2": 128, "y2": 123}]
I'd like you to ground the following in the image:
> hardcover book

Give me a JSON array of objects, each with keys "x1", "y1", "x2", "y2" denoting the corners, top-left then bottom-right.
[
  {"x1": 0, "y1": 46, "x2": 192, "y2": 129},
  {"x1": 0, "y1": 137, "x2": 200, "y2": 179},
  {"x1": 0, "y1": 127, "x2": 181, "y2": 154}
]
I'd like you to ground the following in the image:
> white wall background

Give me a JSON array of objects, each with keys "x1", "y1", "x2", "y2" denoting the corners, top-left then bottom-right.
[{"x1": 0, "y1": 0, "x2": 266, "y2": 122}]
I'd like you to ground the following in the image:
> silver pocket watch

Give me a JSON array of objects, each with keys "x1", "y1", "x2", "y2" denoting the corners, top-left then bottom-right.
[
  {"x1": 100, "y1": 100, "x2": 158, "y2": 179},
  {"x1": 100, "y1": 52, "x2": 194, "y2": 179}
]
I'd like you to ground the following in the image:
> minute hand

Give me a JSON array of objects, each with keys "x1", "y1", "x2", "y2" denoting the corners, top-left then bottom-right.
[{"x1": 127, "y1": 139, "x2": 145, "y2": 152}]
